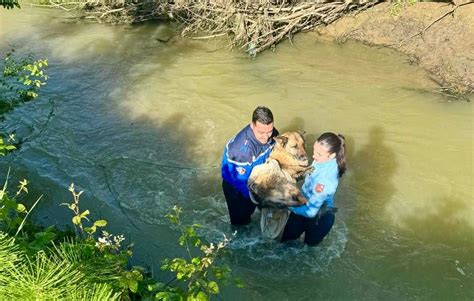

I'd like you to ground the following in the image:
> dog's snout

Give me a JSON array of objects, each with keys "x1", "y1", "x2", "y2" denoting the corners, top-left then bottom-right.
[{"x1": 298, "y1": 154, "x2": 308, "y2": 162}]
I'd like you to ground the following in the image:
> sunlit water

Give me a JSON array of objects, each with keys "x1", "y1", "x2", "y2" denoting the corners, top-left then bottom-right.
[{"x1": 1, "y1": 7, "x2": 473, "y2": 300}]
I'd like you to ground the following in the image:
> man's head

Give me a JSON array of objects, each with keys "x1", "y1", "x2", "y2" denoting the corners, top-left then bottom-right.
[{"x1": 251, "y1": 106, "x2": 274, "y2": 144}]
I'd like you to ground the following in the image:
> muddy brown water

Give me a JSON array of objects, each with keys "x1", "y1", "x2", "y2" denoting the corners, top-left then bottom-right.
[{"x1": 1, "y1": 7, "x2": 473, "y2": 300}]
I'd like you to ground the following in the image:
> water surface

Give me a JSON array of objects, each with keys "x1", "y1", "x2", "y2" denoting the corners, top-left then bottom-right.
[{"x1": 1, "y1": 7, "x2": 473, "y2": 300}]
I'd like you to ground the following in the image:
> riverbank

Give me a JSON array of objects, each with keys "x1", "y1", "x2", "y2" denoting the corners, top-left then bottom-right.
[{"x1": 317, "y1": 1, "x2": 474, "y2": 98}]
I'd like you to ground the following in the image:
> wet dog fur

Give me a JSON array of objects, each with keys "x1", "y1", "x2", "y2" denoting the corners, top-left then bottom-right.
[{"x1": 248, "y1": 131, "x2": 313, "y2": 209}]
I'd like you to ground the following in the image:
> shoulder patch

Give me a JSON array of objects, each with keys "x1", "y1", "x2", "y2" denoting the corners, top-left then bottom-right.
[
  {"x1": 236, "y1": 167, "x2": 246, "y2": 175},
  {"x1": 315, "y1": 183, "x2": 325, "y2": 193}
]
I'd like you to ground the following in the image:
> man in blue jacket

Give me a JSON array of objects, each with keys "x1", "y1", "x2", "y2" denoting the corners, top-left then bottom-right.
[{"x1": 221, "y1": 106, "x2": 278, "y2": 225}]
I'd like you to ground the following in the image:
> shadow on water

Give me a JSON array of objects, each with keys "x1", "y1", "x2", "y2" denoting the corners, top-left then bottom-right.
[
  {"x1": 1, "y1": 10, "x2": 271, "y2": 275},
  {"x1": 331, "y1": 127, "x2": 473, "y2": 300},
  {"x1": 278, "y1": 117, "x2": 315, "y2": 157},
  {"x1": 395, "y1": 195, "x2": 474, "y2": 299},
  {"x1": 325, "y1": 126, "x2": 403, "y2": 299},
  {"x1": 279, "y1": 116, "x2": 306, "y2": 134},
  {"x1": 338, "y1": 126, "x2": 398, "y2": 263},
  {"x1": 402, "y1": 195, "x2": 473, "y2": 246},
  {"x1": 0, "y1": 9, "x2": 223, "y2": 267},
  {"x1": 349, "y1": 126, "x2": 397, "y2": 224}
]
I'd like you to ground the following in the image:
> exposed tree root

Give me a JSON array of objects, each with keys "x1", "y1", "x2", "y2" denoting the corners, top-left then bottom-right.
[{"x1": 36, "y1": 0, "x2": 381, "y2": 54}]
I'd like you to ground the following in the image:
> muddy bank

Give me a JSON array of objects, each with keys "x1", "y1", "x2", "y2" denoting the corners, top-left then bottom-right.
[{"x1": 317, "y1": 1, "x2": 474, "y2": 97}]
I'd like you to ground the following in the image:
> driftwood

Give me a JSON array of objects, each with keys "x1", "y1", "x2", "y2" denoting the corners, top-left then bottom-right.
[{"x1": 37, "y1": 0, "x2": 381, "y2": 54}]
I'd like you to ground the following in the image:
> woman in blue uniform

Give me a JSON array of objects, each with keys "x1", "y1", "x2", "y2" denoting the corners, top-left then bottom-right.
[{"x1": 281, "y1": 132, "x2": 346, "y2": 246}]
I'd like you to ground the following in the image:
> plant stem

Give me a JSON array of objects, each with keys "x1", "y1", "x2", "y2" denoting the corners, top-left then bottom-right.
[{"x1": 15, "y1": 194, "x2": 43, "y2": 236}]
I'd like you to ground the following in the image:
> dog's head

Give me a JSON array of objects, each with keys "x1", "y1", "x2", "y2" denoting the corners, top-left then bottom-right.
[{"x1": 273, "y1": 131, "x2": 309, "y2": 166}]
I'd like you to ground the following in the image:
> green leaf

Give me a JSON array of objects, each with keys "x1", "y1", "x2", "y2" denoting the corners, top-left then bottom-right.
[
  {"x1": 206, "y1": 281, "x2": 219, "y2": 295},
  {"x1": 80, "y1": 210, "x2": 90, "y2": 218},
  {"x1": 188, "y1": 291, "x2": 208, "y2": 301},
  {"x1": 147, "y1": 282, "x2": 165, "y2": 292},
  {"x1": 15, "y1": 203, "x2": 26, "y2": 213},
  {"x1": 129, "y1": 280, "x2": 138, "y2": 293},
  {"x1": 131, "y1": 269, "x2": 144, "y2": 281},
  {"x1": 191, "y1": 257, "x2": 200, "y2": 265},
  {"x1": 155, "y1": 292, "x2": 169, "y2": 300},
  {"x1": 93, "y1": 219, "x2": 107, "y2": 227},
  {"x1": 235, "y1": 277, "x2": 245, "y2": 288},
  {"x1": 32, "y1": 230, "x2": 57, "y2": 247},
  {"x1": 84, "y1": 226, "x2": 96, "y2": 234},
  {"x1": 4, "y1": 198, "x2": 16, "y2": 209},
  {"x1": 72, "y1": 216, "x2": 81, "y2": 225},
  {"x1": 156, "y1": 291, "x2": 184, "y2": 301}
]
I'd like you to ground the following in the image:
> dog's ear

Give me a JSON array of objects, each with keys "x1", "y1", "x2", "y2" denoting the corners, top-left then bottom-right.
[
  {"x1": 296, "y1": 131, "x2": 306, "y2": 143},
  {"x1": 274, "y1": 135, "x2": 288, "y2": 146},
  {"x1": 297, "y1": 130, "x2": 306, "y2": 136}
]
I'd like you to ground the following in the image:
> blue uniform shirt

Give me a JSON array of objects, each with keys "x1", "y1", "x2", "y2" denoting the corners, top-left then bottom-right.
[
  {"x1": 290, "y1": 158, "x2": 339, "y2": 218},
  {"x1": 221, "y1": 125, "x2": 277, "y2": 197}
]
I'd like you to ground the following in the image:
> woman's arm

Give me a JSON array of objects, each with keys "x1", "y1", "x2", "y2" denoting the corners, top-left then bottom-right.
[{"x1": 289, "y1": 189, "x2": 331, "y2": 218}]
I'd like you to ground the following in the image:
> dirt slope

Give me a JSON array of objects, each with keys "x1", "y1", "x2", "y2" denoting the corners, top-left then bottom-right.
[{"x1": 318, "y1": 1, "x2": 474, "y2": 96}]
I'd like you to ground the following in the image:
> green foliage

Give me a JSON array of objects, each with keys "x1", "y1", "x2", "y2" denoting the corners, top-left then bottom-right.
[
  {"x1": 1, "y1": 170, "x2": 239, "y2": 300},
  {"x1": 59, "y1": 184, "x2": 147, "y2": 295},
  {"x1": 0, "y1": 232, "x2": 121, "y2": 300},
  {"x1": 67, "y1": 283, "x2": 122, "y2": 301},
  {"x1": 0, "y1": 0, "x2": 20, "y2": 9},
  {"x1": 0, "y1": 171, "x2": 64, "y2": 256},
  {"x1": 0, "y1": 172, "x2": 132, "y2": 298},
  {"x1": 153, "y1": 206, "x2": 241, "y2": 301},
  {"x1": 0, "y1": 232, "x2": 21, "y2": 284},
  {"x1": 0, "y1": 133, "x2": 16, "y2": 156},
  {"x1": 0, "y1": 170, "x2": 36, "y2": 234},
  {"x1": 390, "y1": 0, "x2": 419, "y2": 16},
  {"x1": 52, "y1": 238, "x2": 138, "y2": 295},
  {"x1": 0, "y1": 48, "x2": 48, "y2": 117},
  {"x1": 0, "y1": 49, "x2": 48, "y2": 157},
  {"x1": 61, "y1": 183, "x2": 108, "y2": 237}
]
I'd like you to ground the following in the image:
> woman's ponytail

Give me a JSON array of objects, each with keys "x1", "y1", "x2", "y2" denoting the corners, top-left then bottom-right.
[{"x1": 336, "y1": 134, "x2": 346, "y2": 177}]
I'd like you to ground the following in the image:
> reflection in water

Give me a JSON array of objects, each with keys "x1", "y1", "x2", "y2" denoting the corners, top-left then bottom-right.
[{"x1": 0, "y1": 7, "x2": 473, "y2": 300}]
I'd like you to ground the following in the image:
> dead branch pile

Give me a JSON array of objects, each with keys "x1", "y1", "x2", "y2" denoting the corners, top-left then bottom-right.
[
  {"x1": 42, "y1": 0, "x2": 382, "y2": 54},
  {"x1": 170, "y1": 0, "x2": 381, "y2": 54}
]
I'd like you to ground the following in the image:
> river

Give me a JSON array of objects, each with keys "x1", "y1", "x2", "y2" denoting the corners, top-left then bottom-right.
[{"x1": 0, "y1": 7, "x2": 473, "y2": 300}]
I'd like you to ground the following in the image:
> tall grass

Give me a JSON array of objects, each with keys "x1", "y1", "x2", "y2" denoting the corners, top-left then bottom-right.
[{"x1": 0, "y1": 233, "x2": 121, "y2": 300}]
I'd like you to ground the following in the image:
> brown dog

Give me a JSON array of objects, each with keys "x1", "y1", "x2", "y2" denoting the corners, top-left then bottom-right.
[
  {"x1": 248, "y1": 131, "x2": 313, "y2": 239},
  {"x1": 248, "y1": 131, "x2": 312, "y2": 209}
]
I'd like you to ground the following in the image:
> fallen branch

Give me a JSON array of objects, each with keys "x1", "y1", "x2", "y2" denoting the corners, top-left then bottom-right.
[{"x1": 33, "y1": 0, "x2": 382, "y2": 55}]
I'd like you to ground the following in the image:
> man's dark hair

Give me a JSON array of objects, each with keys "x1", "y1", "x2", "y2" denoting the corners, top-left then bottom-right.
[{"x1": 252, "y1": 106, "x2": 274, "y2": 125}]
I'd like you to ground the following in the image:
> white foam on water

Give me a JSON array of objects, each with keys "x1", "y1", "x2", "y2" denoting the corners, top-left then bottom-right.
[{"x1": 190, "y1": 204, "x2": 349, "y2": 276}]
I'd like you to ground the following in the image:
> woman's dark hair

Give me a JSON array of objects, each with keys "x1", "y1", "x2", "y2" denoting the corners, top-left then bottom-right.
[
  {"x1": 317, "y1": 132, "x2": 346, "y2": 177},
  {"x1": 252, "y1": 106, "x2": 274, "y2": 125}
]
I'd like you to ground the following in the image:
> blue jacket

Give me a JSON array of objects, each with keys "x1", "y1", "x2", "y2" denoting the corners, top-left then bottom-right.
[
  {"x1": 290, "y1": 158, "x2": 339, "y2": 218},
  {"x1": 221, "y1": 125, "x2": 277, "y2": 197}
]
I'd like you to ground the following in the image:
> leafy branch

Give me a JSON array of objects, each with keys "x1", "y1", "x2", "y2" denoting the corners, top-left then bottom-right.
[
  {"x1": 0, "y1": 168, "x2": 41, "y2": 234},
  {"x1": 61, "y1": 183, "x2": 107, "y2": 237},
  {"x1": 0, "y1": 48, "x2": 48, "y2": 117},
  {"x1": 152, "y1": 206, "x2": 242, "y2": 301}
]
